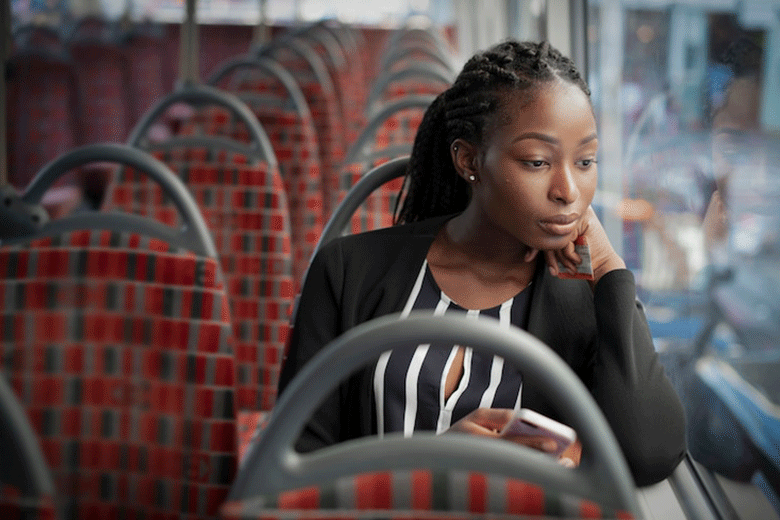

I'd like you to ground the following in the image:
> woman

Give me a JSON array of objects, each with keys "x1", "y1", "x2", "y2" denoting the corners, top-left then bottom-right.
[{"x1": 279, "y1": 40, "x2": 686, "y2": 486}]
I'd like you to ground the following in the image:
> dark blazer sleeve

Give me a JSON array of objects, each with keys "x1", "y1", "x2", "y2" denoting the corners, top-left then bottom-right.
[
  {"x1": 586, "y1": 269, "x2": 687, "y2": 486},
  {"x1": 278, "y1": 239, "x2": 346, "y2": 452},
  {"x1": 525, "y1": 267, "x2": 686, "y2": 487}
]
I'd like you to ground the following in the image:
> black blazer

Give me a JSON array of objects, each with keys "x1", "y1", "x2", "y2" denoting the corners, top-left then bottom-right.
[{"x1": 279, "y1": 215, "x2": 686, "y2": 486}]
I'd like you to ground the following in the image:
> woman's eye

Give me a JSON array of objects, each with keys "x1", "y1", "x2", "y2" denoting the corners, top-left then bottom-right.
[
  {"x1": 578, "y1": 158, "x2": 597, "y2": 168},
  {"x1": 523, "y1": 160, "x2": 546, "y2": 168}
]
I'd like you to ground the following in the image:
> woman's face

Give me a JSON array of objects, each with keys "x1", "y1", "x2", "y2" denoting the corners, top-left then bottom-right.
[{"x1": 468, "y1": 80, "x2": 599, "y2": 251}]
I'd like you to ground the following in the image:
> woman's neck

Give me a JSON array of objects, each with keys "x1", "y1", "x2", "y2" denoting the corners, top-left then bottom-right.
[
  {"x1": 441, "y1": 207, "x2": 536, "y2": 270},
  {"x1": 424, "y1": 210, "x2": 537, "y2": 310}
]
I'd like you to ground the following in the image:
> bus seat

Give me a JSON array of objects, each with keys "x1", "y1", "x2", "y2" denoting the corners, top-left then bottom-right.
[
  {"x1": 67, "y1": 16, "x2": 128, "y2": 146},
  {"x1": 0, "y1": 144, "x2": 237, "y2": 520},
  {"x1": 303, "y1": 21, "x2": 370, "y2": 146},
  {"x1": 227, "y1": 313, "x2": 641, "y2": 519},
  {"x1": 319, "y1": 156, "x2": 409, "y2": 255},
  {"x1": 259, "y1": 38, "x2": 347, "y2": 210},
  {"x1": 181, "y1": 105, "x2": 322, "y2": 290},
  {"x1": 207, "y1": 56, "x2": 325, "y2": 288},
  {"x1": 107, "y1": 137, "x2": 294, "y2": 413},
  {"x1": 6, "y1": 26, "x2": 76, "y2": 191},
  {"x1": 220, "y1": 469, "x2": 631, "y2": 520},
  {"x1": 328, "y1": 97, "x2": 432, "y2": 234},
  {"x1": 364, "y1": 64, "x2": 453, "y2": 117}
]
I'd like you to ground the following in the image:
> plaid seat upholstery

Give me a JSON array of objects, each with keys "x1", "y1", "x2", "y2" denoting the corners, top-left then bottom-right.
[
  {"x1": 331, "y1": 160, "x2": 406, "y2": 235},
  {"x1": 6, "y1": 47, "x2": 76, "y2": 189},
  {"x1": 69, "y1": 39, "x2": 128, "y2": 145},
  {"x1": 372, "y1": 107, "x2": 426, "y2": 151},
  {"x1": 106, "y1": 161, "x2": 294, "y2": 412},
  {"x1": 305, "y1": 34, "x2": 367, "y2": 147},
  {"x1": 219, "y1": 470, "x2": 634, "y2": 519},
  {"x1": 328, "y1": 105, "x2": 425, "y2": 234},
  {"x1": 270, "y1": 46, "x2": 346, "y2": 218},
  {"x1": 381, "y1": 80, "x2": 448, "y2": 105},
  {"x1": 0, "y1": 230, "x2": 238, "y2": 520},
  {"x1": 126, "y1": 31, "x2": 166, "y2": 128},
  {"x1": 0, "y1": 483, "x2": 57, "y2": 520},
  {"x1": 182, "y1": 105, "x2": 323, "y2": 289}
]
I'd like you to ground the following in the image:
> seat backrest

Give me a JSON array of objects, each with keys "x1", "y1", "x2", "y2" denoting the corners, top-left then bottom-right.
[
  {"x1": 228, "y1": 313, "x2": 641, "y2": 518},
  {"x1": 260, "y1": 39, "x2": 346, "y2": 205},
  {"x1": 6, "y1": 27, "x2": 76, "y2": 189},
  {"x1": 66, "y1": 17, "x2": 128, "y2": 146},
  {"x1": 221, "y1": 469, "x2": 630, "y2": 520},
  {"x1": 1, "y1": 144, "x2": 238, "y2": 520},
  {"x1": 327, "y1": 159, "x2": 406, "y2": 241},
  {"x1": 365, "y1": 64, "x2": 452, "y2": 115},
  {"x1": 304, "y1": 22, "x2": 370, "y2": 145},
  {"x1": 182, "y1": 105, "x2": 322, "y2": 289},
  {"x1": 327, "y1": 97, "x2": 432, "y2": 233},
  {"x1": 106, "y1": 139, "x2": 295, "y2": 413},
  {"x1": 206, "y1": 56, "x2": 326, "y2": 284},
  {"x1": 315, "y1": 157, "x2": 409, "y2": 258},
  {"x1": 343, "y1": 96, "x2": 433, "y2": 167}
]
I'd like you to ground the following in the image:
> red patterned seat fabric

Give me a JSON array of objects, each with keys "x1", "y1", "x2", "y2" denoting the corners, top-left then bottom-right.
[
  {"x1": 6, "y1": 53, "x2": 76, "y2": 189},
  {"x1": 328, "y1": 106, "x2": 424, "y2": 235},
  {"x1": 0, "y1": 482, "x2": 57, "y2": 520},
  {"x1": 181, "y1": 105, "x2": 323, "y2": 290},
  {"x1": 70, "y1": 42, "x2": 128, "y2": 146},
  {"x1": 381, "y1": 80, "x2": 448, "y2": 106},
  {"x1": 0, "y1": 230, "x2": 238, "y2": 520},
  {"x1": 372, "y1": 107, "x2": 426, "y2": 152},
  {"x1": 331, "y1": 160, "x2": 405, "y2": 236},
  {"x1": 106, "y1": 161, "x2": 294, "y2": 412},
  {"x1": 219, "y1": 470, "x2": 634, "y2": 519},
  {"x1": 272, "y1": 47, "x2": 346, "y2": 219}
]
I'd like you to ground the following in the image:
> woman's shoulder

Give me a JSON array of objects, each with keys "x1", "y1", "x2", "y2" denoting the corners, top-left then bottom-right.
[{"x1": 319, "y1": 214, "x2": 455, "y2": 256}]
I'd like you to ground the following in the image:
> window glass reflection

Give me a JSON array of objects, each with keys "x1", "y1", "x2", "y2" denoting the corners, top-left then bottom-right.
[{"x1": 588, "y1": 2, "x2": 780, "y2": 516}]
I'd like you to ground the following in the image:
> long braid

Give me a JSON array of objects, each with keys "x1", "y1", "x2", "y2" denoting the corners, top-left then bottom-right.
[{"x1": 394, "y1": 40, "x2": 589, "y2": 224}]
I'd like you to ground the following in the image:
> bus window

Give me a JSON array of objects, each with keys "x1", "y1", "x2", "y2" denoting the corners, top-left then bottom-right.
[{"x1": 587, "y1": 2, "x2": 780, "y2": 518}]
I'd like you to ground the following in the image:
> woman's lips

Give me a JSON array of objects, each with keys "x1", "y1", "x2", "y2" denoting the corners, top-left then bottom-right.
[{"x1": 539, "y1": 215, "x2": 578, "y2": 236}]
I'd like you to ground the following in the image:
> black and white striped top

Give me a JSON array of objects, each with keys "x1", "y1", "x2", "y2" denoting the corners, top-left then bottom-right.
[{"x1": 373, "y1": 260, "x2": 532, "y2": 437}]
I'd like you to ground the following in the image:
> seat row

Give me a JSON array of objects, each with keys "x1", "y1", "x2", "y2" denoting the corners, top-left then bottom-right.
[
  {"x1": 0, "y1": 149, "x2": 642, "y2": 520},
  {"x1": 1, "y1": 20, "x2": 460, "y2": 520}
]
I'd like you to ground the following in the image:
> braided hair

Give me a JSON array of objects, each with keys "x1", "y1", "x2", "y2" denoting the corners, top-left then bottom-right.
[{"x1": 394, "y1": 40, "x2": 590, "y2": 224}]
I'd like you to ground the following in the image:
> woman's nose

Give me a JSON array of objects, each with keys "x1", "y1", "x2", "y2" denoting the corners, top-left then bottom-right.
[{"x1": 549, "y1": 164, "x2": 579, "y2": 204}]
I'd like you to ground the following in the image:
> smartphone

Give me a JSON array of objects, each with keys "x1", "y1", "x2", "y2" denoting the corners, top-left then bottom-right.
[{"x1": 499, "y1": 408, "x2": 577, "y2": 458}]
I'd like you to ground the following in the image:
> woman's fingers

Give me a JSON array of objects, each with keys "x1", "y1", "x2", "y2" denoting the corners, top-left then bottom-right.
[
  {"x1": 445, "y1": 408, "x2": 515, "y2": 437},
  {"x1": 545, "y1": 247, "x2": 579, "y2": 277}
]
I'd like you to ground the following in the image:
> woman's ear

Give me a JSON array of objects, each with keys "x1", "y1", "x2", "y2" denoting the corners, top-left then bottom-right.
[{"x1": 450, "y1": 139, "x2": 479, "y2": 183}]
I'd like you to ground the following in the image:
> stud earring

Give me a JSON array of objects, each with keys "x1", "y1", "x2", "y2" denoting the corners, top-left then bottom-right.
[{"x1": 468, "y1": 174, "x2": 476, "y2": 182}]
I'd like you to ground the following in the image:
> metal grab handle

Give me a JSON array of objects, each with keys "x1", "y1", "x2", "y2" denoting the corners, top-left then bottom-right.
[
  {"x1": 365, "y1": 63, "x2": 453, "y2": 114},
  {"x1": 313, "y1": 156, "x2": 408, "y2": 257},
  {"x1": 127, "y1": 84, "x2": 277, "y2": 166},
  {"x1": 206, "y1": 55, "x2": 312, "y2": 121},
  {"x1": 23, "y1": 143, "x2": 217, "y2": 258},
  {"x1": 343, "y1": 95, "x2": 434, "y2": 165},
  {"x1": 0, "y1": 373, "x2": 55, "y2": 499},
  {"x1": 231, "y1": 313, "x2": 641, "y2": 515}
]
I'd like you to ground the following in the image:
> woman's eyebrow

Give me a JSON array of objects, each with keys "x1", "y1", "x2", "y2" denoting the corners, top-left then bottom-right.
[
  {"x1": 513, "y1": 132, "x2": 557, "y2": 144},
  {"x1": 511, "y1": 132, "x2": 598, "y2": 145}
]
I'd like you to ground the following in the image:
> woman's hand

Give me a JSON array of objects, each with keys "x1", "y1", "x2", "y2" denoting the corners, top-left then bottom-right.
[
  {"x1": 444, "y1": 408, "x2": 579, "y2": 466},
  {"x1": 538, "y1": 206, "x2": 625, "y2": 288}
]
